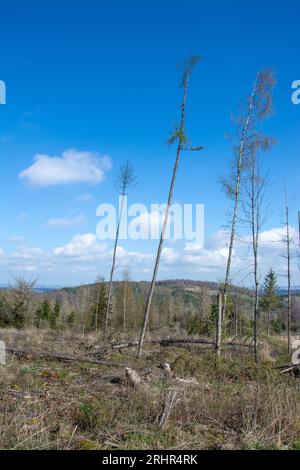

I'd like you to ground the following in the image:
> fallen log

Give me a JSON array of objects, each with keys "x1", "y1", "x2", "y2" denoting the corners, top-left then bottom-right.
[
  {"x1": 112, "y1": 337, "x2": 255, "y2": 351},
  {"x1": 112, "y1": 338, "x2": 214, "y2": 350},
  {"x1": 6, "y1": 348, "x2": 128, "y2": 368}
]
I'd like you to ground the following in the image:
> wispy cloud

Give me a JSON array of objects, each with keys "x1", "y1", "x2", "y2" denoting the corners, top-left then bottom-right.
[
  {"x1": 19, "y1": 149, "x2": 112, "y2": 187},
  {"x1": 45, "y1": 214, "x2": 86, "y2": 229}
]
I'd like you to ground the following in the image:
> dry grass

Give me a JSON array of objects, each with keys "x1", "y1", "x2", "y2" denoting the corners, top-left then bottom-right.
[{"x1": 0, "y1": 328, "x2": 300, "y2": 450}]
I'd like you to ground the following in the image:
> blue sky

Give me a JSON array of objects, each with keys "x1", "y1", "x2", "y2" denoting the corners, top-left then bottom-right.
[{"x1": 0, "y1": 0, "x2": 299, "y2": 287}]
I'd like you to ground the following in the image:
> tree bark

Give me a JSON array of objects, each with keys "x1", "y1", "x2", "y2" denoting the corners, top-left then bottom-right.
[
  {"x1": 105, "y1": 193, "x2": 125, "y2": 338},
  {"x1": 220, "y1": 89, "x2": 256, "y2": 352},
  {"x1": 286, "y1": 193, "x2": 292, "y2": 355},
  {"x1": 216, "y1": 292, "x2": 222, "y2": 356},
  {"x1": 267, "y1": 309, "x2": 271, "y2": 336},
  {"x1": 123, "y1": 278, "x2": 127, "y2": 334},
  {"x1": 137, "y1": 65, "x2": 191, "y2": 357}
]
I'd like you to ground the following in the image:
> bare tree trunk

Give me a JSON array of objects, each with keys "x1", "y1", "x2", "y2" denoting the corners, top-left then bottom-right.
[
  {"x1": 285, "y1": 192, "x2": 292, "y2": 355},
  {"x1": 216, "y1": 292, "x2": 222, "y2": 356},
  {"x1": 138, "y1": 148, "x2": 182, "y2": 356},
  {"x1": 95, "y1": 284, "x2": 101, "y2": 333},
  {"x1": 234, "y1": 289, "x2": 239, "y2": 336},
  {"x1": 250, "y1": 154, "x2": 260, "y2": 363},
  {"x1": 267, "y1": 309, "x2": 271, "y2": 336},
  {"x1": 234, "y1": 288, "x2": 238, "y2": 336},
  {"x1": 138, "y1": 56, "x2": 201, "y2": 357},
  {"x1": 220, "y1": 70, "x2": 275, "y2": 356},
  {"x1": 220, "y1": 91, "x2": 256, "y2": 350},
  {"x1": 123, "y1": 277, "x2": 127, "y2": 335},
  {"x1": 222, "y1": 96, "x2": 255, "y2": 277},
  {"x1": 242, "y1": 142, "x2": 273, "y2": 363},
  {"x1": 298, "y1": 211, "x2": 300, "y2": 249},
  {"x1": 105, "y1": 193, "x2": 125, "y2": 338},
  {"x1": 253, "y1": 250, "x2": 259, "y2": 362},
  {"x1": 104, "y1": 162, "x2": 136, "y2": 339}
]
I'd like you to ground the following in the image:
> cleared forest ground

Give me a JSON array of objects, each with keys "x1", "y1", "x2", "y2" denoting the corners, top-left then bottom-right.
[{"x1": 0, "y1": 329, "x2": 300, "y2": 450}]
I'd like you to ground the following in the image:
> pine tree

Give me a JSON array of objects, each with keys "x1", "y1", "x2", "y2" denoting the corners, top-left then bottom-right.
[
  {"x1": 0, "y1": 293, "x2": 11, "y2": 327},
  {"x1": 49, "y1": 302, "x2": 61, "y2": 329},
  {"x1": 66, "y1": 311, "x2": 75, "y2": 328},
  {"x1": 261, "y1": 269, "x2": 280, "y2": 335},
  {"x1": 92, "y1": 277, "x2": 110, "y2": 332},
  {"x1": 35, "y1": 305, "x2": 43, "y2": 328},
  {"x1": 35, "y1": 299, "x2": 51, "y2": 328}
]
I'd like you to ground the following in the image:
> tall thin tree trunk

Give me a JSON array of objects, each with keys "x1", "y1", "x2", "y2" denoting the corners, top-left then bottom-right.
[
  {"x1": 253, "y1": 250, "x2": 259, "y2": 362},
  {"x1": 216, "y1": 292, "x2": 222, "y2": 356},
  {"x1": 137, "y1": 64, "x2": 192, "y2": 357},
  {"x1": 251, "y1": 157, "x2": 260, "y2": 363},
  {"x1": 138, "y1": 143, "x2": 183, "y2": 356},
  {"x1": 298, "y1": 211, "x2": 300, "y2": 249},
  {"x1": 220, "y1": 90, "x2": 255, "y2": 351},
  {"x1": 95, "y1": 284, "x2": 101, "y2": 333},
  {"x1": 285, "y1": 193, "x2": 292, "y2": 355},
  {"x1": 222, "y1": 70, "x2": 275, "y2": 357},
  {"x1": 105, "y1": 193, "x2": 125, "y2": 338},
  {"x1": 123, "y1": 279, "x2": 127, "y2": 335},
  {"x1": 234, "y1": 288, "x2": 238, "y2": 336},
  {"x1": 267, "y1": 309, "x2": 271, "y2": 336}
]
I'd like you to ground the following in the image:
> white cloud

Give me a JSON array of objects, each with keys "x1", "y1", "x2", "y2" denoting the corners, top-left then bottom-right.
[
  {"x1": 19, "y1": 149, "x2": 112, "y2": 187},
  {"x1": 53, "y1": 233, "x2": 152, "y2": 267},
  {"x1": 161, "y1": 247, "x2": 180, "y2": 264},
  {"x1": 11, "y1": 245, "x2": 44, "y2": 260},
  {"x1": 0, "y1": 245, "x2": 47, "y2": 274},
  {"x1": 259, "y1": 226, "x2": 297, "y2": 246},
  {"x1": 45, "y1": 214, "x2": 86, "y2": 228},
  {"x1": 115, "y1": 246, "x2": 152, "y2": 265},
  {"x1": 0, "y1": 226, "x2": 299, "y2": 286},
  {"x1": 53, "y1": 233, "x2": 106, "y2": 258}
]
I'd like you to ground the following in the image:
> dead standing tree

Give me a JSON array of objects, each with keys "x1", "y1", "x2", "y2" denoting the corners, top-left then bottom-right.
[
  {"x1": 122, "y1": 268, "x2": 131, "y2": 334},
  {"x1": 105, "y1": 161, "x2": 136, "y2": 338},
  {"x1": 241, "y1": 139, "x2": 273, "y2": 362},
  {"x1": 137, "y1": 55, "x2": 203, "y2": 357},
  {"x1": 284, "y1": 188, "x2": 292, "y2": 355},
  {"x1": 217, "y1": 69, "x2": 275, "y2": 356}
]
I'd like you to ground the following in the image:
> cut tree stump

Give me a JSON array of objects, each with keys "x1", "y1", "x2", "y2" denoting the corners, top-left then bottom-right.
[
  {"x1": 159, "y1": 362, "x2": 199, "y2": 385},
  {"x1": 124, "y1": 367, "x2": 150, "y2": 392}
]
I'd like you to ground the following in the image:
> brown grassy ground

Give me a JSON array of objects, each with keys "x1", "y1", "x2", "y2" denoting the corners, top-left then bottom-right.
[{"x1": 0, "y1": 328, "x2": 300, "y2": 450}]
